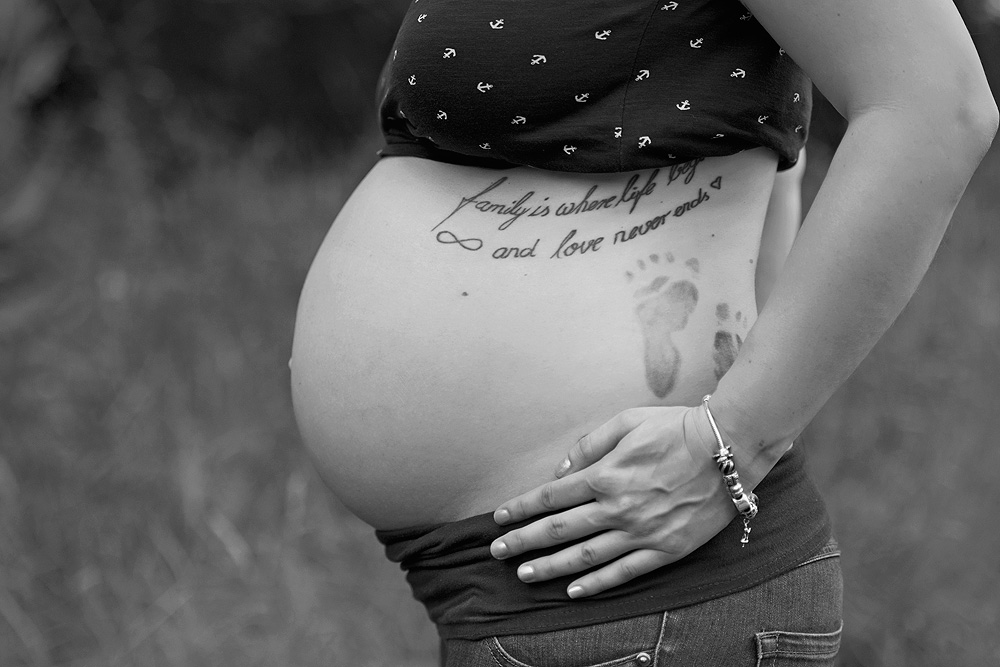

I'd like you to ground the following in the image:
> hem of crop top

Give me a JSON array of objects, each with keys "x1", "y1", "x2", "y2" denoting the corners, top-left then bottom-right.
[
  {"x1": 379, "y1": 140, "x2": 518, "y2": 170},
  {"x1": 377, "y1": 141, "x2": 801, "y2": 173},
  {"x1": 376, "y1": 444, "x2": 832, "y2": 639}
]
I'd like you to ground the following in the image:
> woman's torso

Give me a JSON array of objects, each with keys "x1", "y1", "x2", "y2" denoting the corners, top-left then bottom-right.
[{"x1": 291, "y1": 149, "x2": 778, "y2": 529}]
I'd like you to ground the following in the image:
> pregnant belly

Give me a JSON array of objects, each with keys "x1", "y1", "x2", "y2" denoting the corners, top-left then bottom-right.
[{"x1": 290, "y1": 151, "x2": 776, "y2": 529}]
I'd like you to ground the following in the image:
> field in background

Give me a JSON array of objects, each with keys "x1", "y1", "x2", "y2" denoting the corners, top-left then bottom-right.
[{"x1": 1, "y1": 117, "x2": 999, "y2": 666}]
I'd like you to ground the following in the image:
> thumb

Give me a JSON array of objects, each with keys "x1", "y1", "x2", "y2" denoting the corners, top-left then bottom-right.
[{"x1": 554, "y1": 408, "x2": 651, "y2": 478}]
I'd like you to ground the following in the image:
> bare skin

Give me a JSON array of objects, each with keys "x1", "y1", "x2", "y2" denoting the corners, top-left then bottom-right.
[{"x1": 291, "y1": 150, "x2": 769, "y2": 529}]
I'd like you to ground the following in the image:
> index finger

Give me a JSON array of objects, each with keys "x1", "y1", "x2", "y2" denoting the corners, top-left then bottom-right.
[{"x1": 494, "y1": 471, "x2": 595, "y2": 526}]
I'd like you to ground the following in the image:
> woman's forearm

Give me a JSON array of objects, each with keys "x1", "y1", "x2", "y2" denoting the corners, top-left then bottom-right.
[{"x1": 711, "y1": 104, "x2": 997, "y2": 485}]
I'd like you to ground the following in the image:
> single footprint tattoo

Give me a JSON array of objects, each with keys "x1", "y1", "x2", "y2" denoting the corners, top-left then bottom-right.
[
  {"x1": 627, "y1": 253, "x2": 700, "y2": 398},
  {"x1": 713, "y1": 302, "x2": 747, "y2": 379}
]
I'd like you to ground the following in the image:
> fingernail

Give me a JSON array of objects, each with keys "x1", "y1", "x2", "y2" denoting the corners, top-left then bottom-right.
[
  {"x1": 517, "y1": 564, "x2": 534, "y2": 581},
  {"x1": 555, "y1": 458, "x2": 571, "y2": 478},
  {"x1": 567, "y1": 585, "x2": 585, "y2": 599},
  {"x1": 491, "y1": 540, "x2": 509, "y2": 559},
  {"x1": 494, "y1": 508, "x2": 511, "y2": 525}
]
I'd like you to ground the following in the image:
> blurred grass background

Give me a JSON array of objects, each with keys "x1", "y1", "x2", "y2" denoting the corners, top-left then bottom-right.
[{"x1": 1, "y1": 0, "x2": 999, "y2": 665}]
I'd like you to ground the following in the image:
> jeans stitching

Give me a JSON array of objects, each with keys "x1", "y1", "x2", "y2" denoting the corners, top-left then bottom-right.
[
  {"x1": 652, "y1": 611, "x2": 668, "y2": 667},
  {"x1": 488, "y1": 633, "x2": 660, "y2": 667},
  {"x1": 794, "y1": 551, "x2": 840, "y2": 569},
  {"x1": 755, "y1": 622, "x2": 843, "y2": 662}
]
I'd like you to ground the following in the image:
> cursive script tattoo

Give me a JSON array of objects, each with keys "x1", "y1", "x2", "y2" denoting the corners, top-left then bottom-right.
[{"x1": 431, "y1": 161, "x2": 719, "y2": 258}]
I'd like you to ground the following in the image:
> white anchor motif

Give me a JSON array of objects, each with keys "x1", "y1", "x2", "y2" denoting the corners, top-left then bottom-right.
[
  {"x1": 595, "y1": 30, "x2": 612, "y2": 40},
  {"x1": 731, "y1": 68, "x2": 746, "y2": 78},
  {"x1": 793, "y1": 92, "x2": 801, "y2": 102},
  {"x1": 635, "y1": 69, "x2": 650, "y2": 81},
  {"x1": 778, "y1": 48, "x2": 785, "y2": 56},
  {"x1": 417, "y1": 13, "x2": 427, "y2": 22},
  {"x1": 758, "y1": 115, "x2": 769, "y2": 124},
  {"x1": 614, "y1": 127, "x2": 623, "y2": 138},
  {"x1": 564, "y1": 145, "x2": 577, "y2": 155},
  {"x1": 511, "y1": 116, "x2": 526, "y2": 125},
  {"x1": 443, "y1": 48, "x2": 456, "y2": 58},
  {"x1": 408, "y1": 75, "x2": 417, "y2": 85},
  {"x1": 490, "y1": 19, "x2": 504, "y2": 29},
  {"x1": 477, "y1": 82, "x2": 494, "y2": 93},
  {"x1": 676, "y1": 100, "x2": 691, "y2": 110},
  {"x1": 740, "y1": 12, "x2": 752, "y2": 20},
  {"x1": 690, "y1": 38, "x2": 704, "y2": 48},
  {"x1": 575, "y1": 93, "x2": 590, "y2": 103},
  {"x1": 661, "y1": 1, "x2": 679, "y2": 9},
  {"x1": 531, "y1": 54, "x2": 547, "y2": 65},
  {"x1": 668, "y1": 154, "x2": 676, "y2": 159},
  {"x1": 638, "y1": 136, "x2": 651, "y2": 148},
  {"x1": 437, "y1": 110, "x2": 448, "y2": 120},
  {"x1": 713, "y1": 133, "x2": 725, "y2": 139},
  {"x1": 480, "y1": 143, "x2": 491, "y2": 150},
  {"x1": 794, "y1": 125, "x2": 803, "y2": 133}
]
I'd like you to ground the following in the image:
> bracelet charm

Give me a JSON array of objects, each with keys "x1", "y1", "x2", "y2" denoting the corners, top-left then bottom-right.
[{"x1": 702, "y1": 395, "x2": 758, "y2": 547}]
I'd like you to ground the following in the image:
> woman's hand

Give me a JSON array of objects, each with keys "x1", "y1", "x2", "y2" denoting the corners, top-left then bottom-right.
[{"x1": 490, "y1": 404, "x2": 742, "y2": 599}]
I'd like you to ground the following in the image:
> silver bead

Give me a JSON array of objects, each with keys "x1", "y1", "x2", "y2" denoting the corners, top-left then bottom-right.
[{"x1": 733, "y1": 495, "x2": 753, "y2": 513}]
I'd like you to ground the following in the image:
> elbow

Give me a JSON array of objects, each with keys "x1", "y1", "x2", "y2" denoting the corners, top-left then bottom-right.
[
  {"x1": 917, "y1": 91, "x2": 999, "y2": 177},
  {"x1": 950, "y1": 75, "x2": 999, "y2": 162},
  {"x1": 855, "y1": 75, "x2": 999, "y2": 165},
  {"x1": 957, "y1": 91, "x2": 999, "y2": 161}
]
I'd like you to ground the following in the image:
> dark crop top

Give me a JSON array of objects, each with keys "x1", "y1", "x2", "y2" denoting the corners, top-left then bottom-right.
[{"x1": 377, "y1": 0, "x2": 812, "y2": 173}]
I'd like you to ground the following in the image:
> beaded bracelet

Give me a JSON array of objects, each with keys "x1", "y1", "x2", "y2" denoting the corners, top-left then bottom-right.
[{"x1": 702, "y1": 395, "x2": 758, "y2": 547}]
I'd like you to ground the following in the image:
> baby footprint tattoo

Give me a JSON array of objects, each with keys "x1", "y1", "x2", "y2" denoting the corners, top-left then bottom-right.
[
  {"x1": 713, "y1": 303, "x2": 747, "y2": 379},
  {"x1": 627, "y1": 253, "x2": 700, "y2": 398}
]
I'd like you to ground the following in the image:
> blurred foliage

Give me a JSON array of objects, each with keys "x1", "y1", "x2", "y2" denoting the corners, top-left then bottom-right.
[{"x1": 1, "y1": 0, "x2": 410, "y2": 165}]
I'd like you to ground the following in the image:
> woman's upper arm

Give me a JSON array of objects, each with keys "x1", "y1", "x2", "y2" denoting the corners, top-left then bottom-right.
[{"x1": 741, "y1": 0, "x2": 997, "y2": 127}]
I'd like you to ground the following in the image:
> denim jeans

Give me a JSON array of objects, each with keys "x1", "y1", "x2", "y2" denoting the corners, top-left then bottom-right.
[{"x1": 439, "y1": 538, "x2": 842, "y2": 667}]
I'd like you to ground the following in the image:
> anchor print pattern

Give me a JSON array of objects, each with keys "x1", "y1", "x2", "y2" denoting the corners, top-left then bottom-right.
[{"x1": 384, "y1": 0, "x2": 811, "y2": 169}]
